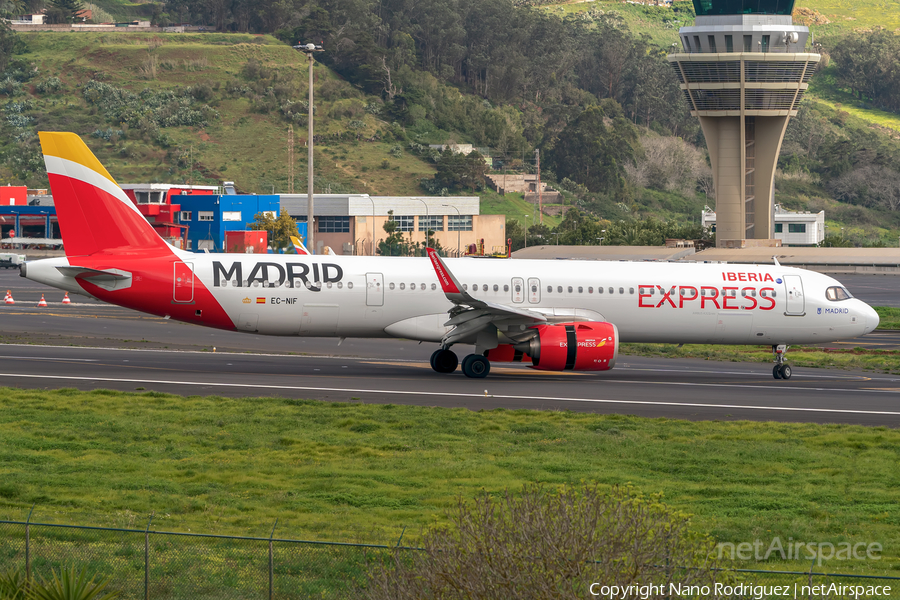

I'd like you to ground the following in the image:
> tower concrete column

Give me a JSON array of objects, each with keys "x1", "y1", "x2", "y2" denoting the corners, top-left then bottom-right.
[{"x1": 668, "y1": 2, "x2": 819, "y2": 248}]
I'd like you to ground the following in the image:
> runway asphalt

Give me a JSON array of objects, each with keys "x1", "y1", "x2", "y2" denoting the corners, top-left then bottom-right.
[{"x1": 2, "y1": 268, "x2": 900, "y2": 426}]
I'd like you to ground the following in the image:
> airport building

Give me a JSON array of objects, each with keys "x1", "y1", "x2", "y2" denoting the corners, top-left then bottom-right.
[
  {"x1": 2, "y1": 180, "x2": 506, "y2": 256},
  {"x1": 668, "y1": 0, "x2": 820, "y2": 248},
  {"x1": 279, "y1": 194, "x2": 506, "y2": 256},
  {"x1": 177, "y1": 193, "x2": 281, "y2": 251},
  {"x1": 702, "y1": 205, "x2": 825, "y2": 246}
]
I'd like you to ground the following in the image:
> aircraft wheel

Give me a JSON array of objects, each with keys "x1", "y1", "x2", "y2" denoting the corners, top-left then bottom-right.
[
  {"x1": 779, "y1": 364, "x2": 792, "y2": 380},
  {"x1": 773, "y1": 365, "x2": 782, "y2": 379},
  {"x1": 432, "y1": 349, "x2": 458, "y2": 374},
  {"x1": 462, "y1": 354, "x2": 490, "y2": 378}
]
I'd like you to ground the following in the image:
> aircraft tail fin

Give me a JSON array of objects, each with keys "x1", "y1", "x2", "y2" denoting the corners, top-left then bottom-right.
[
  {"x1": 291, "y1": 235, "x2": 309, "y2": 255},
  {"x1": 39, "y1": 132, "x2": 170, "y2": 257}
]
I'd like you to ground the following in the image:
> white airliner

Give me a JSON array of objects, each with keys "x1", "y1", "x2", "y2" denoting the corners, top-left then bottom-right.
[{"x1": 21, "y1": 132, "x2": 879, "y2": 379}]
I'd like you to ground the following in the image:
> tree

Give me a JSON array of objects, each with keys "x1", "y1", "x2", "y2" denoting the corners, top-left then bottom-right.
[
  {"x1": 377, "y1": 210, "x2": 448, "y2": 256},
  {"x1": 45, "y1": 0, "x2": 85, "y2": 23},
  {"x1": 248, "y1": 208, "x2": 299, "y2": 252},
  {"x1": 0, "y1": 21, "x2": 17, "y2": 73},
  {"x1": 545, "y1": 100, "x2": 640, "y2": 198},
  {"x1": 429, "y1": 149, "x2": 488, "y2": 193},
  {"x1": 365, "y1": 484, "x2": 729, "y2": 599}
]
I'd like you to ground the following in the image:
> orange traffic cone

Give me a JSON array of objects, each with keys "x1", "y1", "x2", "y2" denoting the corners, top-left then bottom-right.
[
  {"x1": 37, "y1": 294, "x2": 47, "y2": 307},
  {"x1": 3, "y1": 290, "x2": 9, "y2": 301},
  {"x1": 4, "y1": 293, "x2": 13, "y2": 305},
  {"x1": 62, "y1": 292, "x2": 71, "y2": 304}
]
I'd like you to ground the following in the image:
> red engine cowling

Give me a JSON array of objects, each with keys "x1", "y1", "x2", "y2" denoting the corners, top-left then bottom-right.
[
  {"x1": 526, "y1": 322, "x2": 618, "y2": 371},
  {"x1": 484, "y1": 344, "x2": 531, "y2": 363}
]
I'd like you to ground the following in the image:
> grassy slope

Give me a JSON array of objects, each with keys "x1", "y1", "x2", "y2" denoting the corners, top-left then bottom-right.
[
  {"x1": 8, "y1": 33, "x2": 434, "y2": 195},
  {"x1": 0, "y1": 388, "x2": 898, "y2": 574}
]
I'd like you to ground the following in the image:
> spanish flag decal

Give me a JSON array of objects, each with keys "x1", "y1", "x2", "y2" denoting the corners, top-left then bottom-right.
[{"x1": 256, "y1": 297, "x2": 266, "y2": 304}]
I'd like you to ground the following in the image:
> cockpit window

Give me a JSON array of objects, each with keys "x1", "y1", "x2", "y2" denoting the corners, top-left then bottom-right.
[{"x1": 825, "y1": 286, "x2": 853, "y2": 301}]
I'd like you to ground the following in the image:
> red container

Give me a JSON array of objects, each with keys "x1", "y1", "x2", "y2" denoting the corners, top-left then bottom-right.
[{"x1": 225, "y1": 230, "x2": 267, "y2": 253}]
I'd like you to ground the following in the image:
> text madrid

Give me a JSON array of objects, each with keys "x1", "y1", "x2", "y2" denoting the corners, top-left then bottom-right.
[{"x1": 589, "y1": 583, "x2": 891, "y2": 599}]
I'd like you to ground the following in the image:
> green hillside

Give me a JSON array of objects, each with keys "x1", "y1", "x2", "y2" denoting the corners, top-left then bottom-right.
[
  {"x1": 0, "y1": 32, "x2": 434, "y2": 195},
  {"x1": 3, "y1": 0, "x2": 900, "y2": 248}
]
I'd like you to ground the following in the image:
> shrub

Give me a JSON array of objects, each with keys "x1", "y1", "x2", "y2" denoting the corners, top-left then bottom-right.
[
  {"x1": 35, "y1": 77, "x2": 62, "y2": 94},
  {"x1": 82, "y1": 80, "x2": 219, "y2": 129},
  {"x1": 365, "y1": 484, "x2": 728, "y2": 599}
]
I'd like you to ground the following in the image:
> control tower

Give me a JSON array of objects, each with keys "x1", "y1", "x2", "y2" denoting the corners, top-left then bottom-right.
[{"x1": 668, "y1": 0, "x2": 819, "y2": 247}]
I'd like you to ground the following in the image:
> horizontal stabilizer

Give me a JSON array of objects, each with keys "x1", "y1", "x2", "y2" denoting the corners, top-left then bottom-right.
[{"x1": 56, "y1": 265, "x2": 132, "y2": 291}]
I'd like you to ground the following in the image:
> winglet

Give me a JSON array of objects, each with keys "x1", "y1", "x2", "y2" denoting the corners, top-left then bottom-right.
[
  {"x1": 773, "y1": 256, "x2": 781, "y2": 267},
  {"x1": 427, "y1": 247, "x2": 476, "y2": 304}
]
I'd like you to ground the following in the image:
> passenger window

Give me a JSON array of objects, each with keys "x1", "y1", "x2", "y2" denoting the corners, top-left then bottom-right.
[
  {"x1": 567, "y1": 286, "x2": 573, "y2": 293},
  {"x1": 609, "y1": 287, "x2": 614, "y2": 294},
  {"x1": 483, "y1": 284, "x2": 488, "y2": 292},
  {"x1": 619, "y1": 287, "x2": 624, "y2": 294},
  {"x1": 629, "y1": 288, "x2": 634, "y2": 294},
  {"x1": 504, "y1": 284, "x2": 509, "y2": 292},
  {"x1": 598, "y1": 287, "x2": 604, "y2": 294},
  {"x1": 588, "y1": 287, "x2": 593, "y2": 293},
  {"x1": 337, "y1": 282, "x2": 343, "y2": 289},
  {"x1": 558, "y1": 286, "x2": 563, "y2": 293},
  {"x1": 578, "y1": 286, "x2": 583, "y2": 293},
  {"x1": 431, "y1": 283, "x2": 436, "y2": 291},
  {"x1": 547, "y1": 285, "x2": 552, "y2": 293},
  {"x1": 410, "y1": 283, "x2": 416, "y2": 290},
  {"x1": 493, "y1": 284, "x2": 499, "y2": 292},
  {"x1": 400, "y1": 283, "x2": 406, "y2": 290},
  {"x1": 348, "y1": 282, "x2": 353, "y2": 289},
  {"x1": 327, "y1": 282, "x2": 333, "y2": 289}
]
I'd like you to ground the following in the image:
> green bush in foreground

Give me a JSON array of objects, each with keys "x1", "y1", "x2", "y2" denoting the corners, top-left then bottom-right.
[
  {"x1": 365, "y1": 484, "x2": 730, "y2": 599},
  {"x1": 0, "y1": 567, "x2": 118, "y2": 600}
]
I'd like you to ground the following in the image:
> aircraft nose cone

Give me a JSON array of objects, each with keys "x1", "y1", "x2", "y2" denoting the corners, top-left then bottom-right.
[{"x1": 863, "y1": 303, "x2": 879, "y2": 334}]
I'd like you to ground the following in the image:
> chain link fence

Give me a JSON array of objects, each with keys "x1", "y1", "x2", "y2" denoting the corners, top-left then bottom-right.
[
  {"x1": 0, "y1": 517, "x2": 404, "y2": 599},
  {"x1": 1, "y1": 517, "x2": 898, "y2": 599}
]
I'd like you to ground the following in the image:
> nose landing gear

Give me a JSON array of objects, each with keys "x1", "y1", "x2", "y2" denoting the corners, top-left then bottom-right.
[{"x1": 772, "y1": 344, "x2": 791, "y2": 379}]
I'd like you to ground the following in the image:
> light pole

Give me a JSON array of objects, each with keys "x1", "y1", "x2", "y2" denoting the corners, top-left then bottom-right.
[
  {"x1": 523, "y1": 215, "x2": 530, "y2": 248},
  {"x1": 552, "y1": 232, "x2": 561, "y2": 245},
  {"x1": 600, "y1": 229, "x2": 606, "y2": 246},
  {"x1": 442, "y1": 204, "x2": 460, "y2": 256},
  {"x1": 294, "y1": 42, "x2": 323, "y2": 253},
  {"x1": 415, "y1": 198, "x2": 430, "y2": 249},
  {"x1": 366, "y1": 196, "x2": 376, "y2": 255}
]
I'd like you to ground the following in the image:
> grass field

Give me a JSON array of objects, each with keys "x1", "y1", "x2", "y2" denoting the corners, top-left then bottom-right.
[{"x1": 0, "y1": 387, "x2": 897, "y2": 574}]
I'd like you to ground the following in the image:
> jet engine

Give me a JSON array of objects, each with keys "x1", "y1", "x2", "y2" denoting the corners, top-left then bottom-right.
[{"x1": 515, "y1": 322, "x2": 618, "y2": 372}]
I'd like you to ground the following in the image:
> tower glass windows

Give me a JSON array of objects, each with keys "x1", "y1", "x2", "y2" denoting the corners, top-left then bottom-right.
[{"x1": 693, "y1": 0, "x2": 795, "y2": 16}]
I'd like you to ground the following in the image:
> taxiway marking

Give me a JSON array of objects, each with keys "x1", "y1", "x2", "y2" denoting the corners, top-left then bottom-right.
[{"x1": 0, "y1": 373, "x2": 899, "y2": 417}]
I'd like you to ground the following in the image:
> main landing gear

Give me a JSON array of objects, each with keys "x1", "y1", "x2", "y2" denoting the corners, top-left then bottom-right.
[
  {"x1": 429, "y1": 348, "x2": 491, "y2": 378},
  {"x1": 772, "y1": 344, "x2": 792, "y2": 380}
]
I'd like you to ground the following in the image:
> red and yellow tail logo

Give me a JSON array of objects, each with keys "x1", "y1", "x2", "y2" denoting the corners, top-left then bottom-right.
[{"x1": 39, "y1": 132, "x2": 169, "y2": 257}]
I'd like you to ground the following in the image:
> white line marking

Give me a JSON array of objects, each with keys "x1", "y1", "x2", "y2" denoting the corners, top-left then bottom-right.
[
  {"x1": 0, "y1": 373, "x2": 898, "y2": 416},
  {"x1": 0, "y1": 356, "x2": 97, "y2": 362}
]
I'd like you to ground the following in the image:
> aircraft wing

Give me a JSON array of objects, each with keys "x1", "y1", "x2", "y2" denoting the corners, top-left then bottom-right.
[{"x1": 426, "y1": 248, "x2": 546, "y2": 346}]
